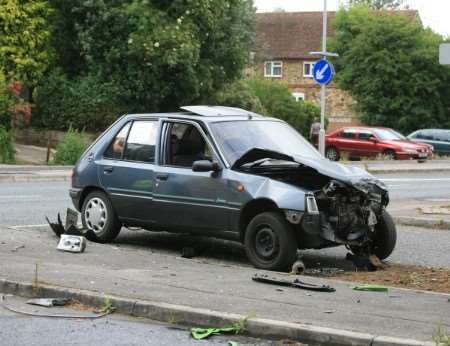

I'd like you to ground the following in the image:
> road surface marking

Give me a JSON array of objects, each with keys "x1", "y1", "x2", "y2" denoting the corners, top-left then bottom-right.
[{"x1": 9, "y1": 224, "x2": 48, "y2": 229}]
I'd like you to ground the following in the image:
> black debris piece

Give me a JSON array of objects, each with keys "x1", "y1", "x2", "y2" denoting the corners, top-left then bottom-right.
[{"x1": 252, "y1": 274, "x2": 335, "y2": 293}]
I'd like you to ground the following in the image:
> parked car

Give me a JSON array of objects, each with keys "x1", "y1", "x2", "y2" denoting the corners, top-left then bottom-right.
[
  {"x1": 70, "y1": 106, "x2": 396, "y2": 271},
  {"x1": 407, "y1": 129, "x2": 450, "y2": 156},
  {"x1": 325, "y1": 126, "x2": 433, "y2": 161}
]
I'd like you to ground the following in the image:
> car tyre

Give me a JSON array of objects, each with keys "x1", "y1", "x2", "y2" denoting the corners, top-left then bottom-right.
[
  {"x1": 383, "y1": 149, "x2": 396, "y2": 160},
  {"x1": 325, "y1": 146, "x2": 340, "y2": 161},
  {"x1": 81, "y1": 190, "x2": 122, "y2": 243},
  {"x1": 244, "y1": 212, "x2": 298, "y2": 271},
  {"x1": 371, "y1": 210, "x2": 397, "y2": 260}
]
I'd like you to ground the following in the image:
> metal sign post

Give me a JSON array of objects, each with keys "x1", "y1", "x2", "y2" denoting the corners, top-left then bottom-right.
[{"x1": 310, "y1": 0, "x2": 338, "y2": 157}]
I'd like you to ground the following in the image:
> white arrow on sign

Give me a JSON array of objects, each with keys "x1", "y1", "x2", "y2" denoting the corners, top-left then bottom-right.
[{"x1": 315, "y1": 64, "x2": 329, "y2": 80}]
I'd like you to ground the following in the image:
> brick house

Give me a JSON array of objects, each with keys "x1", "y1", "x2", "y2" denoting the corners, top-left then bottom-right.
[{"x1": 253, "y1": 11, "x2": 419, "y2": 132}]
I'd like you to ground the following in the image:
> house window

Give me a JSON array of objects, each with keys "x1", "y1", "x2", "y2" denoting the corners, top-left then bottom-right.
[
  {"x1": 303, "y1": 62, "x2": 315, "y2": 78},
  {"x1": 264, "y1": 61, "x2": 282, "y2": 77},
  {"x1": 292, "y1": 92, "x2": 305, "y2": 102}
]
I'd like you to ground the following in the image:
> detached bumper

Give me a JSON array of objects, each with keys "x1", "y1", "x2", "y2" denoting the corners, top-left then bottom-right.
[{"x1": 69, "y1": 188, "x2": 82, "y2": 211}]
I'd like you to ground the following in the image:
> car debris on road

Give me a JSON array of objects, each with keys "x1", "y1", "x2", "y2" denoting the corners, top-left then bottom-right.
[
  {"x1": 47, "y1": 208, "x2": 89, "y2": 253},
  {"x1": 252, "y1": 273, "x2": 335, "y2": 293}
]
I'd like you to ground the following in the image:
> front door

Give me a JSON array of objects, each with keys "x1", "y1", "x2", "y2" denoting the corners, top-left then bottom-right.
[
  {"x1": 152, "y1": 121, "x2": 229, "y2": 232},
  {"x1": 98, "y1": 119, "x2": 159, "y2": 224}
]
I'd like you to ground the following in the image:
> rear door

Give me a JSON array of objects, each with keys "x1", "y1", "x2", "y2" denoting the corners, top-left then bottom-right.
[
  {"x1": 98, "y1": 119, "x2": 159, "y2": 224},
  {"x1": 335, "y1": 128, "x2": 359, "y2": 157},
  {"x1": 357, "y1": 130, "x2": 379, "y2": 158}
]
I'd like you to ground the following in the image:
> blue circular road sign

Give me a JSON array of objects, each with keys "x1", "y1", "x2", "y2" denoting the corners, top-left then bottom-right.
[{"x1": 313, "y1": 59, "x2": 334, "y2": 85}]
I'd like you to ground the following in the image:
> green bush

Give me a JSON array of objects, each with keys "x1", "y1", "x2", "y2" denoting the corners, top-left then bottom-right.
[
  {"x1": 53, "y1": 128, "x2": 88, "y2": 165},
  {"x1": 33, "y1": 70, "x2": 126, "y2": 132},
  {"x1": 0, "y1": 125, "x2": 14, "y2": 163},
  {"x1": 215, "y1": 78, "x2": 320, "y2": 138}
]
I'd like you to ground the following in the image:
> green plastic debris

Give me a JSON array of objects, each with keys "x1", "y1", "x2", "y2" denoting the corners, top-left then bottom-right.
[
  {"x1": 228, "y1": 342, "x2": 240, "y2": 346},
  {"x1": 353, "y1": 284, "x2": 388, "y2": 292},
  {"x1": 191, "y1": 327, "x2": 236, "y2": 340}
]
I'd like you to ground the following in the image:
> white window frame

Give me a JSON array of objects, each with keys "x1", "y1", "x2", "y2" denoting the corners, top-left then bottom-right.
[
  {"x1": 303, "y1": 61, "x2": 315, "y2": 78},
  {"x1": 264, "y1": 61, "x2": 283, "y2": 78},
  {"x1": 292, "y1": 92, "x2": 305, "y2": 102}
]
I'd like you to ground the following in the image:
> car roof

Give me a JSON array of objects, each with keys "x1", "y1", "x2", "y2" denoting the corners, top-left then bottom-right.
[{"x1": 122, "y1": 106, "x2": 269, "y2": 123}]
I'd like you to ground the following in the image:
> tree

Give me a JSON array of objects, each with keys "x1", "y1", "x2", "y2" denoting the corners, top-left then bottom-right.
[
  {"x1": 0, "y1": 0, "x2": 54, "y2": 88},
  {"x1": 47, "y1": 0, "x2": 256, "y2": 113},
  {"x1": 214, "y1": 78, "x2": 320, "y2": 138},
  {"x1": 330, "y1": 7, "x2": 450, "y2": 134},
  {"x1": 348, "y1": 0, "x2": 404, "y2": 10}
]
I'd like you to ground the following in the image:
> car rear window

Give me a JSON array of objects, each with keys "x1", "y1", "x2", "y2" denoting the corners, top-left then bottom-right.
[
  {"x1": 104, "y1": 122, "x2": 131, "y2": 159},
  {"x1": 339, "y1": 129, "x2": 357, "y2": 139}
]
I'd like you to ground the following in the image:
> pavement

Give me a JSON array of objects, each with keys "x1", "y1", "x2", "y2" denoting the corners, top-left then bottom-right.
[
  {"x1": 14, "y1": 143, "x2": 55, "y2": 165},
  {"x1": 0, "y1": 225, "x2": 447, "y2": 346}
]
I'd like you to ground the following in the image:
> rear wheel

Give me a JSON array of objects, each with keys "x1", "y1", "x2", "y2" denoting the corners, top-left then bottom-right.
[
  {"x1": 325, "y1": 147, "x2": 340, "y2": 161},
  {"x1": 244, "y1": 212, "x2": 298, "y2": 271},
  {"x1": 383, "y1": 149, "x2": 396, "y2": 160},
  {"x1": 81, "y1": 191, "x2": 122, "y2": 243}
]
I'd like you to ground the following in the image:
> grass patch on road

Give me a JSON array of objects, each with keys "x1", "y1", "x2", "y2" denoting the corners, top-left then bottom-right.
[{"x1": 308, "y1": 263, "x2": 450, "y2": 294}]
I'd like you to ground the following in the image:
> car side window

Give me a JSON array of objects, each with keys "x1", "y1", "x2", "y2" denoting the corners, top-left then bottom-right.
[
  {"x1": 422, "y1": 130, "x2": 435, "y2": 140},
  {"x1": 358, "y1": 131, "x2": 374, "y2": 141},
  {"x1": 339, "y1": 129, "x2": 356, "y2": 139},
  {"x1": 123, "y1": 121, "x2": 158, "y2": 163},
  {"x1": 165, "y1": 122, "x2": 215, "y2": 168},
  {"x1": 104, "y1": 122, "x2": 131, "y2": 159}
]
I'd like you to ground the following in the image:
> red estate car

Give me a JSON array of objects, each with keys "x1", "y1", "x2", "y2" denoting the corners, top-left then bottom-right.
[{"x1": 325, "y1": 127, "x2": 433, "y2": 161}]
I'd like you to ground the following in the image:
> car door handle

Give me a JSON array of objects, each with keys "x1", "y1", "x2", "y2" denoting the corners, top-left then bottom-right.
[
  {"x1": 156, "y1": 173, "x2": 169, "y2": 181},
  {"x1": 103, "y1": 166, "x2": 114, "y2": 174}
]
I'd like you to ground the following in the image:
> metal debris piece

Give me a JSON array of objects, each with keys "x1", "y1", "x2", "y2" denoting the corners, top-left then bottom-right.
[
  {"x1": 252, "y1": 274, "x2": 335, "y2": 293},
  {"x1": 57, "y1": 234, "x2": 87, "y2": 253},
  {"x1": 26, "y1": 298, "x2": 70, "y2": 307},
  {"x1": 46, "y1": 208, "x2": 86, "y2": 238}
]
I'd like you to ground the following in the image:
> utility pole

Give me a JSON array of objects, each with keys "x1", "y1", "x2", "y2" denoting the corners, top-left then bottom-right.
[
  {"x1": 310, "y1": 0, "x2": 338, "y2": 157},
  {"x1": 319, "y1": 0, "x2": 328, "y2": 156}
]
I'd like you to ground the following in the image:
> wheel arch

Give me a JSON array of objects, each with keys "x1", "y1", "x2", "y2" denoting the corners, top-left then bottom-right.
[
  {"x1": 78, "y1": 186, "x2": 108, "y2": 210},
  {"x1": 238, "y1": 198, "x2": 280, "y2": 242}
]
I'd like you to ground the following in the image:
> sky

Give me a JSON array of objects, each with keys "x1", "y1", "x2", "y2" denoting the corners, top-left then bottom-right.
[{"x1": 254, "y1": 0, "x2": 450, "y2": 38}]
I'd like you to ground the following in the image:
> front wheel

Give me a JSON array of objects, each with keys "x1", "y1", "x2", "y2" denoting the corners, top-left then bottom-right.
[
  {"x1": 81, "y1": 190, "x2": 122, "y2": 243},
  {"x1": 244, "y1": 212, "x2": 298, "y2": 271},
  {"x1": 371, "y1": 210, "x2": 397, "y2": 260},
  {"x1": 325, "y1": 147, "x2": 340, "y2": 161}
]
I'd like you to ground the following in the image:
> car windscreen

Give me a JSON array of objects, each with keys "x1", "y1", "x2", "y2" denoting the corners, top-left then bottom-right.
[
  {"x1": 210, "y1": 120, "x2": 322, "y2": 165},
  {"x1": 374, "y1": 129, "x2": 404, "y2": 141}
]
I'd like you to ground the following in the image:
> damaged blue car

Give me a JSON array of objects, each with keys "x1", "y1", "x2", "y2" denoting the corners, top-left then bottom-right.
[{"x1": 70, "y1": 106, "x2": 396, "y2": 271}]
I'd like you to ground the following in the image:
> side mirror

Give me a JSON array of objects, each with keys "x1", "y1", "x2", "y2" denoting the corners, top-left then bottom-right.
[{"x1": 192, "y1": 160, "x2": 222, "y2": 172}]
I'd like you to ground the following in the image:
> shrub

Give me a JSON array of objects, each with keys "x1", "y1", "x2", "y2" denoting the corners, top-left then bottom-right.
[
  {"x1": 0, "y1": 125, "x2": 14, "y2": 163},
  {"x1": 33, "y1": 71, "x2": 126, "y2": 132},
  {"x1": 215, "y1": 78, "x2": 320, "y2": 138},
  {"x1": 53, "y1": 128, "x2": 88, "y2": 165}
]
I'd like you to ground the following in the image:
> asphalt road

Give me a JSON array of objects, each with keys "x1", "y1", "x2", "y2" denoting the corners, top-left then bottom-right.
[
  {"x1": 1, "y1": 172, "x2": 450, "y2": 270},
  {"x1": 2, "y1": 171, "x2": 450, "y2": 227},
  {"x1": 0, "y1": 295, "x2": 273, "y2": 346}
]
